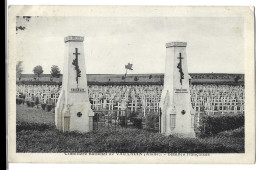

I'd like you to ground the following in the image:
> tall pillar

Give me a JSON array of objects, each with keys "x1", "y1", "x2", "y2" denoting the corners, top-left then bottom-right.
[
  {"x1": 55, "y1": 36, "x2": 94, "y2": 132},
  {"x1": 159, "y1": 42, "x2": 196, "y2": 138}
]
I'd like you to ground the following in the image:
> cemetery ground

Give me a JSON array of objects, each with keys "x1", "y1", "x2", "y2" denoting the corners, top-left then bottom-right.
[{"x1": 16, "y1": 105, "x2": 244, "y2": 153}]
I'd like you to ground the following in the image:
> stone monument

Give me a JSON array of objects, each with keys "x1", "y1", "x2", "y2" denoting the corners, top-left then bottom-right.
[
  {"x1": 55, "y1": 36, "x2": 94, "y2": 132},
  {"x1": 159, "y1": 42, "x2": 196, "y2": 138}
]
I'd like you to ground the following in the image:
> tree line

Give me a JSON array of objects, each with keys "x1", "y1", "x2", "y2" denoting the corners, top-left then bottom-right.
[
  {"x1": 16, "y1": 61, "x2": 61, "y2": 81},
  {"x1": 16, "y1": 61, "x2": 135, "y2": 81}
]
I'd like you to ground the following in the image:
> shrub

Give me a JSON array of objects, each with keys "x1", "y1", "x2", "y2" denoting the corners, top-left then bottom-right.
[
  {"x1": 46, "y1": 104, "x2": 53, "y2": 112},
  {"x1": 41, "y1": 103, "x2": 46, "y2": 110},
  {"x1": 145, "y1": 112, "x2": 159, "y2": 132},
  {"x1": 20, "y1": 94, "x2": 26, "y2": 99},
  {"x1": 127, "y1": 110, "x2": 139, "y2": 122},
  {"x1": 26, "y1": 100, "x2": 31, "y2": 107},
  {"x1": 34, "y1": 97, "x2": 40, "y2": 108},
  {"x1": 132, "y1": 118, "x2": 142, "y2": 129},
  {"x1": 30, "y1": 101, "x2": 35, "y2": 107},
  {"x1": 119, "y1": 116, "x2": 127, "y2": 127},
  {"x1": 16, "y1": 98, "x2": 24, "y2": 105},
  {"x1": 21, "y1": 98, "x2": 25, "y2": 105},
  {"x1": 198, "y1": 113, "x2": 244, "y2": 137}
]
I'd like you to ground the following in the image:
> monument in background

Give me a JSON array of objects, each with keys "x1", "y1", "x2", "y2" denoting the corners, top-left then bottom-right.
[
  {"x1": 55, "y1": 36, "x2": 94, "y2": 132},
  {"x1": 159, "y1": 42, "x2": 196, "y2": 138}
]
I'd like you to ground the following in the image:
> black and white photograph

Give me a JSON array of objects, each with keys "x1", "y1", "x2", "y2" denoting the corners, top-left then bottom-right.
[{"x1": 8, "y1": 6, "x2": 255, "y2": 164}]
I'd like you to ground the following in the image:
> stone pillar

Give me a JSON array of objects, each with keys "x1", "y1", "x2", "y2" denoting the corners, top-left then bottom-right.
[
  {"x1": 159, "y1": 42, "x2": 196, "y2": 138},
  {"x1": 55, "y1": 36, "x2": 94, "y2": 133}
]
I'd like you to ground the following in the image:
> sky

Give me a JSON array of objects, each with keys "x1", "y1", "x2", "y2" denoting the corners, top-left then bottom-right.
[{"x1": 16, "y1": 16, "x2": 244, "y2": 74}]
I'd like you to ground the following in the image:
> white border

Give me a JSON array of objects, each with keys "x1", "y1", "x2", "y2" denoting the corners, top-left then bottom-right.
[{"x1": 6, "y1": 0, "x2": 258, "y2": 170}]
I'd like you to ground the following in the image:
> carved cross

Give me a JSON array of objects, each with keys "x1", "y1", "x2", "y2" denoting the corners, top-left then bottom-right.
[
  {"x1": 77, "y1": 112, "x2": 82, "y2": 117},
  {"x1": 72, "y1": 48, "x2": 81, "y2": 88},
  {"x1": 177, "y1": 53, "x2": 184, "y2": 85}
]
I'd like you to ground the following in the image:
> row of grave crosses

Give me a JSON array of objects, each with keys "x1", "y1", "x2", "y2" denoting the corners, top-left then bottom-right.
[
  {"x1": 16, "y1": 84, "x2": 245, "y2": 118},
  {"x1": 16, "y1": 84, "x2": 61, "y2": 105},
  {"x1": 88, "y1": 85, "x2": 162, "y2": 116}
]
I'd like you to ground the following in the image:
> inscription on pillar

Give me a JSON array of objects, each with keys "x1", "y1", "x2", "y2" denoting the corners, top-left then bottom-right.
[
  {"x1": 175, "y1": 89, "x2": 188, "y2": 93},
  {"x1": 70, "y1": 88, "x2": 85, "y2": 92}
]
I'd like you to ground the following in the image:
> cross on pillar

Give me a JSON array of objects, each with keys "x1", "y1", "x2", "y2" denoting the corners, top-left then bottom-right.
[
  {"x1": 177, "y1": 53, "x2": 184, "y2": 85},
  {"x1": 72, "y1": 48, "x2": 81, "y2": 88}
]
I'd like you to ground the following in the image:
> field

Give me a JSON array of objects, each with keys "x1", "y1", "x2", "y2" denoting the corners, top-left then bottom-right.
[{"x1": 16, "y1": 105, "x2": 244, "y2": 153}]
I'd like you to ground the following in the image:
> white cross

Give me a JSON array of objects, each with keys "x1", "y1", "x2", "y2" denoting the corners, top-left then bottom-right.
[
  {"x1": 107, "y1": 100, "x2": 114, "y2": 110},
  {"x1": 93, "y1": 99, "x2": 101, "y2": 110}
]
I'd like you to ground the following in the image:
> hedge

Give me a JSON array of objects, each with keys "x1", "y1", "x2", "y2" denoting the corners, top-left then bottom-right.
[
  {"x1": 16, "y1": 123, "x2": 244, "y2": 153},
  {"x1": 198, "y1": 113, "x2": 244, "y2": 136}
]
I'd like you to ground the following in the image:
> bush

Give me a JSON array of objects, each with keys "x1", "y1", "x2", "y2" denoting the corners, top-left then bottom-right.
[
  {"x1": 119, "y1": 116, "x2": 127, "y2": 127},
  {"x1": 132, "y1": 118, "x2": 142, "y2": 129},
  {"x1": 41, "y1": 103, "x2": 46, "y2": 110},
  {"x1": 46, "y1": 104, "x2": 53, "y2": 112},
  {"x1": 145, "y1": 112, "x2": 159, "y2": 132},
  {"x1": 21, "y1": 98, "x2": 25, "y2": 105},
  {"x1": 20, "y1": 94, "x2": 26, "y2": 99},
  {"x1": 30, "y1": 101, "x2": 35, "y2": 107},
  {"x1": 198, "y1": 113, "x2": 244, "y2": 137},
  {"x1": 127, "y1": 110, "x2": 139, "y2": 122},
  {"x1": 34, "y1": 97, "x2": 40, "y2": 108},
  {"x1": 26, "y1": 100, "x2": 31, "y2": 107},
  {"x1": 16, "y1": 98, "x2": 24, "y2": 105}
]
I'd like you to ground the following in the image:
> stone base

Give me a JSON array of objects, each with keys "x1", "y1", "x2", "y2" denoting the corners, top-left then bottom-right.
[
  {"x1": 55, "y1": 107, "x2": 94, "y2": 133},
  {"x1": 69, "y1": 103, "x2": 94, "y2": 133},
  {"x1": 55, "y1": 91, "x2": 94, "y2": 133}
]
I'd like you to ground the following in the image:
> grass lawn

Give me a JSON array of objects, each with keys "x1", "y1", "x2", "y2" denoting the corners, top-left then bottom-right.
[
  {"x1": 16, "y1": 104, "x2": 54, "y2": 125},
  {"x1": 16, "y1": 104, "x2": 244, "y2": 153}
]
